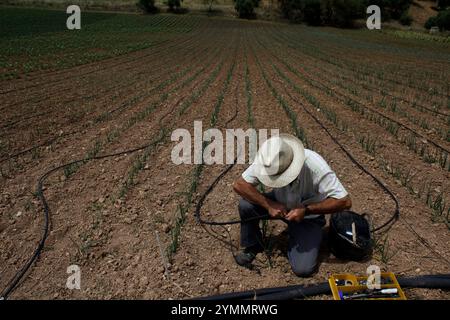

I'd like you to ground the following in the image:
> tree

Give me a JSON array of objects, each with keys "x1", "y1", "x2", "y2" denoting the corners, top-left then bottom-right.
[
  {"x1": 322, "y1": 0, "x2": 365, "y2": 27},
  {"x1": 234, "y1": 0, "x2": 260, "y2": 18},
  {"x1": 168, "y1": 0, "x2": 183, "y2": 12},
  {"x1": 425, "y1": 9, "x2": 450, "y2": 30},
  {"x1": 203, "y1": 0, "x2": 217, "y2": 12},
  {"x1": 137, "y1": 0, "x2": 158, "y2": 13},
  {"x1": 438, "y1": 0, "x2": 450, "y2": 10},
  {"x1": 280, "y1": 0, "x2": 321, "y2": 24}
]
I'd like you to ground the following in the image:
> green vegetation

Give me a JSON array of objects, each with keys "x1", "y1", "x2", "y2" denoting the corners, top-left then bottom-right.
[
  {"x1": 234, "y1": 0, "x2": 259, "y2": 18},
  {"x1": 425, "y1": 9, "x2": 450, "y2": 30},
  {"x1": 0, "y1": 7, "x2": 196, "y2": 79},
  {"x1": 280, "y1": 0, "x2": 412, "y2": 26},
  {"x1": 168, "y1": 0, "x2": 184, "y2": 12},
  {"x1": 137, "y1": 0, "x2": 158, "y2": 13}
]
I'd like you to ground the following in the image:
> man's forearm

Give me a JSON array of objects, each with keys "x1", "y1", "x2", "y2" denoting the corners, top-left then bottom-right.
[
  {"x1": 305, "y1": 196, "x2": 352, "y2": 215},
  {"x1": 233, "y1": 177, "x2": 270, "y2": 209}
]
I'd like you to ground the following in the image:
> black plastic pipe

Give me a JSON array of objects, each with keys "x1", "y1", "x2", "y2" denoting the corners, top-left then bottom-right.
[{"x1": 197, "y1": 274, "x2": 450, "y2": 300}]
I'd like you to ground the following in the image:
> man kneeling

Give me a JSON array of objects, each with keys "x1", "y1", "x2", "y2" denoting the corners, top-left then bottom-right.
[{"x1": 233, "y1": 134, "x2": 351, "y2": 277}]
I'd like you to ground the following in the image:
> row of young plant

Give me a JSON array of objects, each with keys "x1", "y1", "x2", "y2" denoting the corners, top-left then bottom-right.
[
  {"x1": 1, "y1": 34, "x2": 209, "y2": 140},
  {"x1": 298, "y1": 27, "x2": 450, "y2": 96},
  {"x1": 2, "y1": 12, "x2": 206, "y2": 100},
  {"x1": 259, "y1": 42, "x2": 450, "y2": 231},
  {"x1": 0, "y1": 38, "x2": 223, "y2": 180},
  {"x1": 1, "y1": 23, "x2": 211, "y2": 129},
  {"x1": 251, "y1": 41, "x2": 396, "y2": 264},
  {"x1": 255, "y1": 34, "x2": 450, "y2": 172},
  {"x1": 117, "y1": 52, "x2": 227, "y2": 200},
  {"x1": 2, "y1": 8, "x2": 208, "y2": 80},
  {"x1": 57, "y1": 38, "x2": 234, "y2": 267},
  {"x1": 166, "y1": 50, "x2": 239, "y2": 261},
  {"x1": 283, "y1": 48, "x2": 450, "y2": 143},
  {"x1": 269, "y1": 25, "x2": 449, "y2": 104},
  {"x1": 62, "y1": 41, "x2": 226, "y2": 179},
  {"x1": 266, "y1": 29, "x2": 449, "y2": 134},
  {"x1": 1, "y1": 28, "x2": 223, "y2": 158},
  {"x1": 263, "y1": 26, "x2": 449, "y2": 113},
  {"x1": 256, "y1": 49, "x2": 448, "y2": 268}
]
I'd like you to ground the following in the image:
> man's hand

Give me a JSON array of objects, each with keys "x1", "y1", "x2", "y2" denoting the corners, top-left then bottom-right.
[
  {"x1": 285, "y1": 206, "x2": 306, "y2": 223},
  {"x1": 266, "y1": 200, "x2": 288, "y2": 218}
]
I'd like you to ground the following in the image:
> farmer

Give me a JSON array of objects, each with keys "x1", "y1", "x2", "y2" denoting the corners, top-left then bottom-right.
[{"x1": 233, "y1": 134, "x2": 352, "y2": 277}]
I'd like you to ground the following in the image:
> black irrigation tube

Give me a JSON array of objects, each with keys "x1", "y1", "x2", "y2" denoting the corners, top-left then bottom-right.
[
  {"x1": 193, "y1": 36, "x2": 450, "y2": 301},
  {"x1": 255, "y1": 31, "x2": 450, "y2": 159},
  {"x1": 195, "y1": 43, "x2": 398, "y2": 232},
  {"x1": 198, "y1": 274, "x2": 450, "y2": 300},
  {"x1": 269, "y1": 55, "x2": 450, "y2": 259},
  {"x1": 251, "y1": 41, "x2": 401, "y2": 232},
  {"x1": 0, "y1": 33, "x2": 224, "y2": 166},
  {"x1": 284, "y1": 90, "x2": 399, "y2": 233},
  {"x1": 0, "y1": 31, "x2": 234, "y2": 299},
  {"x1": 0, "y1": 135, "x2": 165, "y2": 300}
]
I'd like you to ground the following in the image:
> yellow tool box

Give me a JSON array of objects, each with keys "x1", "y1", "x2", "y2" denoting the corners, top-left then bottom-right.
[{"x1": 328, "y1": 272, "x2": 407, "y2": 300}]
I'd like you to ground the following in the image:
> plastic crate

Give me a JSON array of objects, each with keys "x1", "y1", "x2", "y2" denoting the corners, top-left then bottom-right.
[{"x1": 328, "y1": 272, "x2": 407, "y2": 300}]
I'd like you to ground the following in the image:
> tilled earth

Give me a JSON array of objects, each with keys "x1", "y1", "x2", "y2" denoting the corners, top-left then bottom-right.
[{"x1": 1, "y1": 15, "x2": 449, "y2": 300}]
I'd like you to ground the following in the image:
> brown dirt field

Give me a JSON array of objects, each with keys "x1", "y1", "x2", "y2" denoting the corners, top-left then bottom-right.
[{"x1": 0, "y1": 16, "x2": 449, "y2": 300}]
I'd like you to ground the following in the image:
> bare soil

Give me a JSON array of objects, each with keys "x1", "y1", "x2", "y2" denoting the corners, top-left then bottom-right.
[{"x1": 1, "y1": 16, "x2": 449, "y2": 300}]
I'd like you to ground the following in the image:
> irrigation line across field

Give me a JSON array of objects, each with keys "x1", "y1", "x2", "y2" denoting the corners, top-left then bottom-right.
[
  {"x1": 254, "y1": 29, "x2": 450, "y2": 229},
  {"x1": 254, "y1": 33, "x2": 450, "y2": 171},
  {"x1": 0, "y1": 27, "x2": 237, "y2": 299},
  {"x1": 255, "y1": 47, "x2": 450, "y2": 266},
  {"x1": 0, "y1": 43, "x2": 217, "y2": 166}
]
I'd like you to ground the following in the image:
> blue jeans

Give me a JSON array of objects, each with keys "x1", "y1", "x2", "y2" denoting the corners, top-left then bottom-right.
[{"x1": 238, "y1": 193, "x2": 325, "y2": 277}]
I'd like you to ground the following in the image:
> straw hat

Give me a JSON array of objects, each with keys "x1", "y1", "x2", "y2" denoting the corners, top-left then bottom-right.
[{"x1": 254, "y1": 134, "x2": 305, "y2": 188}]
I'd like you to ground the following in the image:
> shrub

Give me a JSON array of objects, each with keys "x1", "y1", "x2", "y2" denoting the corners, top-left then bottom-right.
[
  {"x1": 399, "y1": 11, "x2": 413, "y2": 26},
  {"x1": 234, "y1": 0, "x2": 260, "y2": 18},
  {"x1": 281, "y1": 0, "x2": 321, "y2": 24},
  {"x1": 303, "y1": 0, "x2": 322, "y2": 25},
  {"x1": 425, "y1": 16, "x2": 438, "y2": 29},
  {"x1": 438, "y1": 0, "x2": 450, "y2": 10},
  {"x1": 137, "y1": 0, "x2": 158, "y2": 13},
  {"x1": 366, "y1": 0, "x2": 412, "y2": 20},
  {"x1": 425, "y1": 9, "x2": 450, "y2": 30},
  {"x1": 323, "y1": 0, "x2": 365, "y2": 27},
  {"x1": 168, "y1": 0, "x2": 183, "y2": 12}
]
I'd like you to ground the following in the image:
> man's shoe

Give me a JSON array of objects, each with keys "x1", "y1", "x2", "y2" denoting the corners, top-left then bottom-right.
[{"x1": 234, "y1": 245, "x2": 263, "y2": 266}]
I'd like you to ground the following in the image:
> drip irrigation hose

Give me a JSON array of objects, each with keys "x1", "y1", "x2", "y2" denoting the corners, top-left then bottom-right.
[
  {"x1": 290, "y1": 93, "x2": 400, "y2": 233},
  {"x1": 0, "y1": 134, "x2": 164, "y2": 300},
  {"x1": 198, "y1": 274, "x2": 450, "y2": 300},
  {"x1": 1, "y1": 31, "x2": 230, "y2": 299},
  {"x1": 194, "y1": 99, "x2": 400, "y2": 233}
]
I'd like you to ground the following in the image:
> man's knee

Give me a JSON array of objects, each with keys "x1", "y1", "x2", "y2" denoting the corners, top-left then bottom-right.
[
  {"x1": 290, "y1": 261, "x2": 317, "y2": 278},
  {"x1": 238, "y1": 198, "x2": 255, "y2": 217}
]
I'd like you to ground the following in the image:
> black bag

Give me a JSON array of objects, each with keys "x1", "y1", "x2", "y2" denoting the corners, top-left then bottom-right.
[{"x1": 329, "y1": 211, "x2": 373, "y2": 261}]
